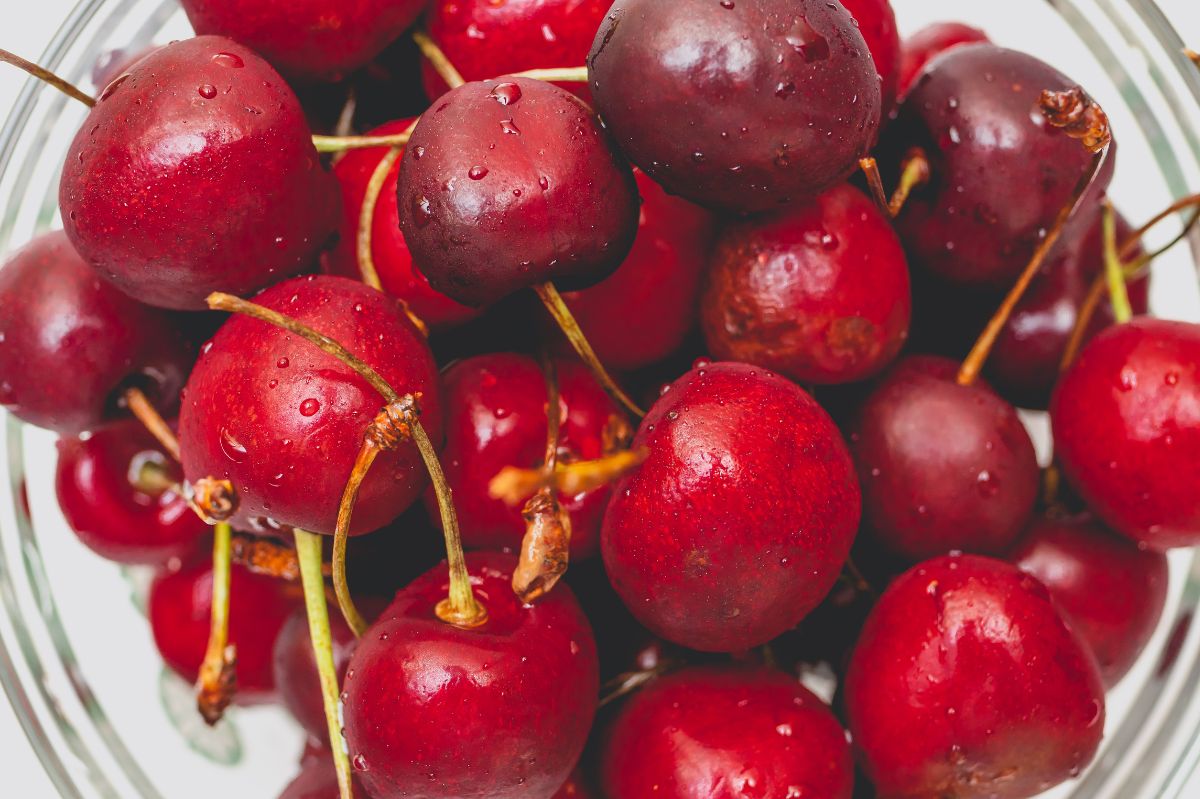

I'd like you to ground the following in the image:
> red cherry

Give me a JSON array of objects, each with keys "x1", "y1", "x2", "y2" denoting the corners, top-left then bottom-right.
[
  {"x1": 397, "y1": 76, "x2": 639, "y2": 307},
  {"x1": 178, "y1": 275, "x2": 440, "y2": 536},
  {"x1": 342, "y1": 551, "x2": 599, "y2": 799},
  {"x1": 600, "y1": 666, "x2": 854, "y2": 799},
  {"x1": 1009, "y1": 512, "x2": 1168, "y2": 686},
  {"x1": 55, "y1": 419, "x2": 206, "y2": 565},
  {"x1": 91, "y1": 45, "x2": 159, "y2": 89},
  {"x1": 601, "y1": 361, "x2": 860, "y2": 652},
  {"x1": 841, "y1": 0, "x2": 902, "y2": 110},
  {"x1": 1051, "y1": 317, "x2": 1200, "y2": 549},
  {"x1": 700, "y1": 182, "x2": 911, "y2": 385},
  {"x1": 897, "y1": 21, "x2": 990, "y2": 97},
  {"x1": 323, "y1": 118, "x2": 480, "y2": 330},
  {"x1": 588, "y1": 0, "x2": 882, "y2": 213},
  {"x1": 180, "y1": 0, "x2": 426, "y2": 83},
  {"x1": 0, "y1": 230, "x2": 192, "y2": 434},
  {"x1": 148, "y1": 556, "x2": 298, "y2": 702},
  {"x1": 60, "y1": 37, "x2": 339, "y2": 310},
  {"x1": 845, "y1": 554, "x2": 1105, "y2": 798}
]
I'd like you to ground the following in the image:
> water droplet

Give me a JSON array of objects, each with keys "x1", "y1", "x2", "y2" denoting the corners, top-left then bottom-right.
[
  {"x1": 353, "y1": 302, "x2": 364, "y2": 313},
  {"x1": 413, "y1": 145, "x2": 426, "y2": 160},
  {"x1": 538, "y1": 176, "x2": 550, "y2": 191},
  {"x1": 489, "y1": 82, "x2": 522, "y2": 106},
  {"x1": 99, "y1": 74, "x2": 129, "y2": 100},
  {"x1": 277, "y1": 357, "x2": 290, "y2": 368},
  {"x1": 211, "y1": 52, "x2": 244, "y2": 68},
  {"x1": 352, "y1": 754, "x2": 369, "y2": 772},
  {"x1": 776, "y1": 723, "x2": 793, "y2": 737},
  {"x1": 1165, "y1": 371, "x2": 1180, "y2": 386},
  {"x1": 500, "y1": 118, "x2": 521, "y2": 135},
  {"x1": 468, "y1": 165, "x2": 489, "y2": 180},
  {"x1": 299, "y1": 398, "x2": 321, "y2": 417},
  {"x1": 720, "y1": 0, "x2": 735, "y2": 7},
  {"x1": 198, "y1": 84, "x2": 217, "y2": 99},
  {"x1": 976, "y1": 470, "x2": 998, "y2": 498},
  {"x1": 775, "y1": 81, "x2": 796, "y2": 99},
  {"x1": 1119, "y1": 368, "x2": 1138, "y2": 391},
  {"x1": 785, "y1": 16, "x2": 830, "y2": 62},
  {"x1": 412, "y1": 195, "x2": 434, "y2": 227},
  {"x1": 267, "y1": 379, "x2": 278, "y2": 389},
  {"x1": 219, "y1": 428, "x2": 248, "y2": 464}
]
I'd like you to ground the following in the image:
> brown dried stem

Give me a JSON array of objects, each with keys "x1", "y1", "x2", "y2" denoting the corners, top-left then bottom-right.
[
  {"x1": 1039, "y1": 87, "x2": 1112, "y2": 153},
  {"x1": 0, "y1": 48, "x2": 95, "y2": 107},
  {"x1": 191, "y1": 477, "x2": 238, "y2": 524},
  {"x1": 858, "y1": 157, "x2": 891, "y2": 217},
  {"x1": 332, "y1": 437, "x2": 382, "y2": 637},
  {"x1": 489, "y1": 448, "x2": 648, "y2": 506},
  {"x1": 230, "y1": 533, "x2": 306, "y2": 582},
  {"x1": 123, "y1": 386, "x2": 181, "y2": 462},
  {"x1": 196, "y1": 522, "x2": 236, "y2": 725},
  {"x1": 889, "y1": 148, "x2": 931, "y2": 218}
]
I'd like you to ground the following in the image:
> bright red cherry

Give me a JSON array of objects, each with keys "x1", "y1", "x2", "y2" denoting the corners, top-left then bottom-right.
[
  {"x1": 701, "y1": 182, "x2": 911, "y2": 385},
  {"x1": 601, "y1": 666, "x2": 854, "y2": 799},
  {"x1": 55, "y1": 419, "x2": 207, "y2": 565},
  {"x1": 342, "y1": 551, "x2": 599, "y2": 799},
  {"x1": 588, "y1": 0, "x2": 882, "y2": 213},
  {"x1": 178, "y1": 275, "x2": 440, "y2": 536},
  {"x1": 602, "y1": 361, "x2": 860, "y2": 652},
  {"x1": 60, "y1": 37, "x2": 339, "y2": 310},
  {"x1": 1009, "y1": 512, "x2": 1168, "y2": 686},
  {"x1": 845, "y1": 554, "x2": 1106, "y2": 798},
  {"x1": 397, "y1": 76, "x2": 639, "y2": 307},
  {"x1": 897, "y1": 21, "x2": 990, "y2": 97},
  {"x1": 1051, "y1": 317, "x2": 1200, "y2": 549},
  {"x1": 0, "y1": 230, "x2": 192, "y2": 434},
  {"x1": 841, "y1": 0, "x2": 902, "y2": 110}
]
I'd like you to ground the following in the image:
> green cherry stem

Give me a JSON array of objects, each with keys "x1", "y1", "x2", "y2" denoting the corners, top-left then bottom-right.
[{"x1": 1102, "y1": 201, "x2": 1134, "y2": 324}]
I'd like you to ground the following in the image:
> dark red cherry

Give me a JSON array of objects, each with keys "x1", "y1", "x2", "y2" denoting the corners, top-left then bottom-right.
[
  {"x1": 1051, "y1": 317, "x2": 1200, "y2": 550},
  {"x1": 845, "y1": 554, "x2": 1105, "y2": 798},
  {"x1": 888, "y1": 44, "x2": 1110, "y2": 291},
  {"x1": 548, "y1": 169, "x2": 714, "y2": 371},
  {"x1": 588, "y1": 0, "x2": 882, "y2": 213},
  {"x1": 148, "y1": 556, "x2": 298, "y2": 702},
  {"x1": 423, "y1": 0, "x2": 613, "y2": 101},
  {"x1": 342, "y1": 551, "x2": 599, "y2": 799},
  {"x1": 847, "y1": 355, "x2": 1039, "y2": 562},
  {"x1": 433, "y1": 353, "x2": 623, "y2": 560},
  {"x1": 897, "y1": 21, "x2": 989, "y2": 97},
  {"x1": 601, "y1": 666, "x2": 854, "y2": 799},
  {"x1": 1009, "y1": 512, "x2": 1168, "y2": 686},
  {"x1": 278, "y1": 752, "x2": 368, "y2": 799},
  {"x1": 841, "y1": 0, "x2": 902, "y2": 110},
  {"x1": 322, "y1": 118, "x2": 481, "y2": 330},
  {"x1": 0, "y1": 230, "x2": 192, "y2": 434},
  {"x1": 178, "y1": 275, "x2": 440, "y2": 536},
  {"x1": 55, "y1": 419, "x2": 207, "y2": 565},
  {"x1": 700, "y1": 182, "x2": 911, "y2": 385},
  {"x1": 180, "y1": 0, "x2": 426, "y2": 83},
  {"x1": 60, "y1": 37, "x2": 339, "y2": 310},
  {"x1": 397, "y1": 76, "x2": 639, "y2": 307},
  {"x1": 602, "y1": 361, "x2": 860, "y2": 652}
]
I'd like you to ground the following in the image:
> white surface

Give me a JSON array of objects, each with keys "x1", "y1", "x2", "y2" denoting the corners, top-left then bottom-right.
[{"x1": 1, "y1": 1, "x2": 1199, "y2": 797}]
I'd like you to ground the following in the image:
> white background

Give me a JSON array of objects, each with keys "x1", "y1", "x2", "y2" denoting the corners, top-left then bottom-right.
[{"x1": 1, "y1": 0, "x2": 1199, "y2": 797}]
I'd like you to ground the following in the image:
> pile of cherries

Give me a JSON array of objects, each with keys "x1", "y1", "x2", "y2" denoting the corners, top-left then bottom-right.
[{"x1": 2, "y1": 0, "x2": 1199, "y2": 797}]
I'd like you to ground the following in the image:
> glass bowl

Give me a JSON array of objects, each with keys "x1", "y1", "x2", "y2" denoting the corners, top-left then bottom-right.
[{"x1": 2, "y1": 0, "x2": 1200, "y2": 796}]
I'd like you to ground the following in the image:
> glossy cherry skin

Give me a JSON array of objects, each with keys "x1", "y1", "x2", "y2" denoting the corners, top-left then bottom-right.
[
  {"x1": 323, "y1": 118, "x2": 480, "y2": 330},
  {"x1": 847, "y1": 355, "x2": 1039, "y2": 562},
  {"x1": 342, "y1": 551, "x2": 599, "y2": 799},
  {"x1": 60, "y1": 37, "x2": 339, "y2": 310},
  {"x1": 178, "y1": 275, "x2": 440, "y2": 537},
  {"x1": 897, "y1": 22, "x2": 989, "y2": 97},
  {"x1": 588, "y1": 0, "x2": 882, "y2": 213},
  {"x1": 423, "y1": 0, "x2": 613, "y2": 101},
  {"x1": 601, "y1": 666, "x2": 854, "y2": 799},
  {"x1": 701, "y1": 183, "x2": 910, "y2": 385},
  {"x1": 0, "y1": 230, "x2": 192, "y2": 434},
  {"x1": 180, "y1": 0, "x2": 425, "y2": 83},
  {"x1": 148, "y1": 556, "x2": 299, "y2": 703},
  {"x1": 1051, "y1": 317, "x2": 1200, "y2": 550},
  {"x1": 432, "y1": 353, "x2": 623, "y2": 560},
  {"x1": 55, "y1": 419, "x2": 207, "y2": 565},
  {"x1": 845, "y1": 554, "x2": 1106, "y2": 798},
  {"x1": 841, "y1": 0, "x2": 902, "y2": 111},
  {"x1": 888, "y1": 44, "x2": 1109, "y2": 291},
  {"x1": 397, "y1": 77, "x2": 639, "y2": 307},
  {"x1": 602, "y1": 361, "x2": 861, "y2": 652},
  {"x1": 1009, "y1": 512, "x2": 1168, "y2": 687}
]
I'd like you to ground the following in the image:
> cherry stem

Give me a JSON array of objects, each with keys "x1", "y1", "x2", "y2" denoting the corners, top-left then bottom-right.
[
  {"x1": 123, "y1": 386, "x2": 181, "y2": 462},
  {"x1": 488, "y1": 448, "x2": 647, "y2": 506},
  {"x1": 334, "y1": 88, "x2": 357, "y2": 137},
  {"x1": 540, "y1": 355, "x2": 562, "y2": 479},
  {"x1": 412, "y1": 30, "x2": 465, "y2": 90},
  {"x1": 534, "y1": 282, "x2": 645, "y2": 418},
  {"x1": 1125, "y1": 207, "x2": 1200, "y2": 273},
  {"x1": 132, "y1": 460, "x2": 179, "y2": 496},
  {"x1": 1123, "y1": 192, "x2": 1200, "y2": 253},
  {"x1": 312, "y1": 132, "x2": 411, "y2": 154},
  {"x1": 0, "y1": 48, "x2": 95, "y2": 107},
  {"x1": 889, "y1": 148, "x2": 931, "y2": 218},
  {"x1": 858, "y1": 157, "x2": 891, "y2": 218},
  {"x1": 507, "y1": 66, "x2": 589, "y2": 83},
  {"x1": 294, "y1": 528, "x2": 356, "y2": 799},
  {"x1": 1102, "y1": 201, "x2": 1134, "y2": 324},
  {"x1": 1042, "y1": 463, "x2": 1062, "y2": 508},
  {"x1": 230, "y1": 532, "x2": 313, "y2": 583},
  {"x1": 332, "y1": 441, "x2": 379, "y2": 637},
  {"x1": 196, "y1": 521, "x2": 236, "y2": 726},
  {"x1": 1187, "y1": 48, "x2": 1200, "y2": 69},
  {"x1": 599, "y1": 661, "x2": 672, "y2": 708}
]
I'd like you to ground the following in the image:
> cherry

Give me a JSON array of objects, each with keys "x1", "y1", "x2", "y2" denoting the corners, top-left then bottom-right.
[
  {"x1": 847, "y1": 354, "x2": 1039, "y2": 562},
  {"x1": 0, "y1": 230, "x2": 192, "y2": 434},
  {"x1": 148, "y1": 555, "x2": 299, "y2": 703},
  {"x1": 60, "y1": 37, "x2": 339, "y2": 311},
  {"x1": 845, "y1": 553, "x2": 1105, "y2": 798},
  {"x1": 1051, "y1": 317, "x2": 1200, "y2": 550},
  {"x1": 700, "y1": 182, "x2": 911, "y2": 385},
  {"x1": 897, "y1": 22, "x2": 990, "y2": 97},
  {"x1": 55, "y1": 419, "x2": 207, "y2": 565},
  {"x1": 600, "y1": 666, "x2": 854, "y2": 799},
  {"x1": 587, "y1": 0, "x2": 882, "y2": 213},
  {"x1": 178, "y1": 275, "x2": 440, "y2": 536},
  {"x1": 91, "y1": 45, "x2": 158, "y2": 89},
  {"x1": 423, "y1": 0, "x2": 613, "y2": 100},
  {"x1": 342, "y1": 551, "x2": 599, "y2": 799},
  {"x1": 887, "y1": 44, "x2": 1111, "y2": 291},
  {"x1": 601, "y1": 361, "x2": 860, "y2": 652},
  {"x1": 841, "y1": 0, "x2": 902, "y2": 110},
  {"x1": 397, "y1": 76, "x2": 639, "y2": 307},
  {"x1": 1008, "y1": 512, "x2": 1168, "y2": 686}
]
